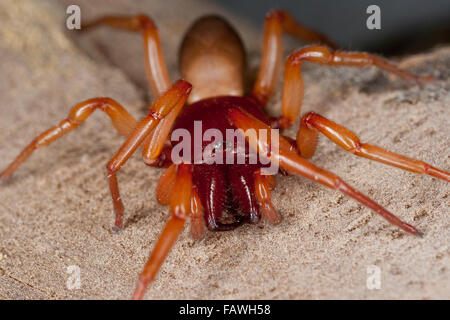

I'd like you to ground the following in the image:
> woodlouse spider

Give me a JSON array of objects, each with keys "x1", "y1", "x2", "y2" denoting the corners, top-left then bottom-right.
[{"x1": 1, "y1": 10, "x2": 448, "y2": 299}]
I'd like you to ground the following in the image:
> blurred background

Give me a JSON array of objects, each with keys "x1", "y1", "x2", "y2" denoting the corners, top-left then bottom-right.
[{"x1": 217, "y1": 0, "x2": 450, "y2": 55}]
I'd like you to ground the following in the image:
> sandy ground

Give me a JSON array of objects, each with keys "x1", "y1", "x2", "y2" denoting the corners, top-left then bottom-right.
[{"x1": 0, "y1": 0, "x2": 449, "y2": 299}]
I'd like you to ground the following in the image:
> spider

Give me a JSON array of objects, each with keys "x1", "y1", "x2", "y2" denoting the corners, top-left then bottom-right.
[{"x1": 1, "y1": 9, "x2": 448, "y2": 300}]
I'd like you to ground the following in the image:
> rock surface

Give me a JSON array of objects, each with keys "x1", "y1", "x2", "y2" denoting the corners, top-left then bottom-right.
[{"x1": 0, "y1": 0, "x2": 448, "y2": 299}]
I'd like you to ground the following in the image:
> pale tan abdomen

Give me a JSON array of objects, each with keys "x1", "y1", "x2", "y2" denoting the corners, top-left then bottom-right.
[{"x1": 179, "y1": 15, "x2": 245, "y2": 103}]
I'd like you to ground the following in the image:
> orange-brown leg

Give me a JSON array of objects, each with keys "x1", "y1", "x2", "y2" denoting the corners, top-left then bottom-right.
[
  {"x1": 228, "y1": 108, "x2": 422, "y2": 236},
  {"x1": 106, "y1": 80, "x2": 191, "y2": 230},
  {"x1": 83, "y1": 14, "x2": 170, "y2": 97},
  {"x1": 251, "y1": 9, "x2": 337, "y2": 105},
  {"x1": 296, "y1": 112, "x2": 450, "y2": 182},
  {"x1": 0, "y1": 98, "x2": 136, "y2": 182},
  {"x1": 190, "y1": 188, "x2": 205, "y2": 240},
  {"x1": 264, "y1": 174, "x2": 277, "y2": 190},
  {"x1": 132, "y1": 163, "x2": 192, "y2": 300},
  {"x1": 155, "y1": 164, "x2": 204, "y2": 239},
  {"x1": 83, "y1": 14, "x2": 183, "y2": 166},
  {"x1": 279, "y1": 45, "x2": 434, "y2": 129},
  {"x1": 254, "y1": 169, "x2": 281, "y2": 224},
  {"x1": 141, "y1": 87, "x2": 187, "y2": 166}
]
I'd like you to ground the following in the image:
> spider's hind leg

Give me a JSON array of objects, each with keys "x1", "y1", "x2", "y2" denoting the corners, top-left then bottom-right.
[{"x1": 276, "y1": 46, "x2": 435, "y2": 130}]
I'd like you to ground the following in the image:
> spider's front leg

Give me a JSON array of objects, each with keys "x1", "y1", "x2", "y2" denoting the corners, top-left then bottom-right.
[
  {"x1": 296, "y1": 112, "x2": 450, "y2": 182},
  {"x1": 155, "y1": 163, "x2": 205, "y2": 240},
  {"x1": 106, "y1": 80, "x2": 191, "y2": 230},
  {"x1": 132, "y1": 163, "x2": 193, "y2": 300},
  {"x1": 0, "y1": 98, "x2": 137, "y2": 181},
  {"x1": 229, "y1": 108, "x2": 423, "y2": 236}
]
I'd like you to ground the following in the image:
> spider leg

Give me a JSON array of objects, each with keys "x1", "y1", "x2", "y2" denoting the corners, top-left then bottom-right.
[
  {"x1": 106, "y1": 80, "x2": 191, "y2": 229},
  {"x1": 278, "y1": 46, "x2": 434, "y2": 129},
  {"x1": 140, "y1": 84, "x2": 188, "y2": 169},
  {"x1": 297, "y1": 112, "x2": 450, "y2": 182},
  {"x1": 132, "y1": 163, "x2": 192, "y2": 300},
  {"x1": 228, "y1": 108, "x2": 422, "y2": 236},
  {"x1": 83, "y1": 14, "x2": 185, "y2": 168},
  {"x1": 254, "y1": 169, "x2": 281, "y2": 225},
  {"x1": 82, "y1": 14, "x2": 170, "y2": 97},
  {"x1": 156, "y1": 163, "x2": 177, "y2": 206},
  {"x1": 228, "y1": 165, "x2": 261, "y2": 224},
  {"x1": 190, "y1": 187, "x2": 205, "y2": 240},
  {"x1": 141, "y1": 85, "x2": 188, "y2": 167},
  {"x1": 0, "y1": 98, "x2": 136, "y2": 181},
  {"x1": 155, "y1": 164, "x2": 205, "y2": 239},
  {"x1": 251, "y1": 9, "x2": 337, "y2": 105},
  {"x1": 192, "y1": 164, "x2": 226, "y2": 231}
]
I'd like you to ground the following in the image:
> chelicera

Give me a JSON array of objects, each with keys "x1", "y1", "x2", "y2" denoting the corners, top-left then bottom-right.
[{"x1": 1, "y1": 10, "x2": 448, "y2": 299}]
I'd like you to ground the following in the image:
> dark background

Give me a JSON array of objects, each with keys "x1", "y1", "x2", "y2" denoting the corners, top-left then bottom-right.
[{"x1": 214, "y1": 0, "x2": 450, "y2": 55}]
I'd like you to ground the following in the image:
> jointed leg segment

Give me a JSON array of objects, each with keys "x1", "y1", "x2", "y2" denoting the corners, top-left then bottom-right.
[
  {"x1": 83, "y1": 14, "x2": 171, "y2": 97},
  {"x1": 132, "y1": 163, "x2": 192, "y2": 300},
  {"x1": 297, "y1": 112, "x2": 450, "y2": 182},
  {"x1": 252, "y1": 9, "x2": 433, "y2": 130},
  {"x1": 155, "y1": 164, "x2": 205, "y2": 239},
  {"x1": 0, "y1": 97, "x2": 136, "y2": 181},
  {"x1": 141, "y1": 90, "x2": 187, "y2": 167},
  {"x1": 156, "y1": 163, "x2": 177, "y2": 206},
  {"x1": 83, "y1": 13, "x2": 181, "y2": 169},
  {"x1": 1, "y1": 81, "x2": 191, "y2": 232},
  {"x1": 2, "y1": 9, "x2": 445, "y2": 302},
  {"x1": 252, "y1": 9, "x2": 337, "y2": 105},
  {"x1": 254, "y1": 169, "x2": 281, "y2": 224}
]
